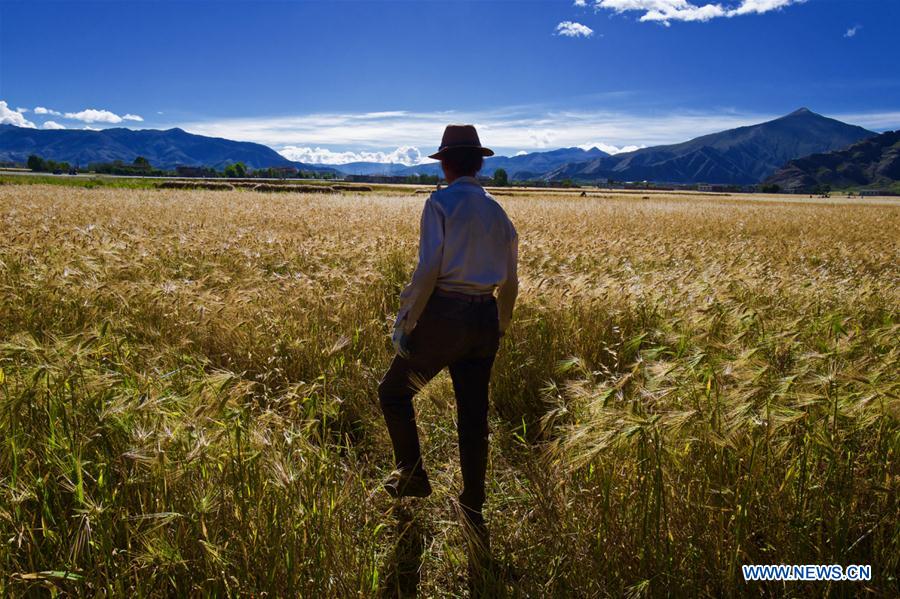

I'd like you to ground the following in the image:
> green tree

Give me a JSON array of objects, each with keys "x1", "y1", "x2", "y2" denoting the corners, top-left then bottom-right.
[
  {"x1": 492, "y1": 168, "x2": 509, "y2": 187},
  {"x1": 223, "y1": 162, "x2": 247, "y2": 178},
  {"x1": 27, "y1": 155, "x2": 45, "y2": 172},
  {"x1": 814, "y1": 183, "x2": 832, "y2": 196},
  {"x1": 133, "y1": 156, "x2": 151, "y2": 169}
]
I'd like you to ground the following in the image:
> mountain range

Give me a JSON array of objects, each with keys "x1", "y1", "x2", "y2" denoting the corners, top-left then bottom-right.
[
  {"x1": 545, "y1": 109, "x2": 876, "y2": 185},
  {"x1": 330, "y1": 146, "x2": 611, "y2": 179},
  {"x1": 764, "y1": 130, "x2": 900, "y2": 191},
  {"x1": 0, "y1": 109, "x2": 882, "y2": 185},
  {"x1": 0, "y1": 125, "x2": 331, "y2": 172}
]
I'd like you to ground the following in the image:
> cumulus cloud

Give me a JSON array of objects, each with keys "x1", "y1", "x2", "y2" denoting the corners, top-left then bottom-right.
[
  {"x1": 43, "y1": 121, "x2": 66, "y2": 130},
  {"x1": 844, "y1": 24, "x2": 861, "y2": 38},
  {"x1": 0, "y1": 100, "x2": 36, "y2": 127},
  {"x1": 278, "y1": 145, "x2": 426, "y2": 166},
  {"x1": 34, "y1": 106, "x2": 143, "y2": 124},
  {"x1": 729, "y1": 0, "x2": 802, "y2": 16},
  {"x1": 574, "y1": 0, "x2": 588, "y2": 6},
  {"x1": 16, "y1": 107, "x2": 28, "y2": 113},
  {"x1": 64, "y1": 108, "x2": 125, "y2": 123},
  {"x1": 592, "y1": 0, "x2": 804, "y2": 25},
  {"x1": 580, "y1": 142, "x2": 644, "y2": 154},
  {"x1": 181, "y1": 106, "x2": 799, "y2": 160},
  {"x1": 556, "y1": 21, "x2": 594, "y2": 37},
  {"x1": 178, "y1": 104, "x2": 900, "y2": 162}
]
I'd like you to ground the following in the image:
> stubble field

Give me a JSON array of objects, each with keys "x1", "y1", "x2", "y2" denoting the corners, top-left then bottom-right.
[{"x1": 0, "y1": 184, "x2": 898, "y2": 597}]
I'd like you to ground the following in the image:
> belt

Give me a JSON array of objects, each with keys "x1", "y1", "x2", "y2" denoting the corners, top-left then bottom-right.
[{"x1": 433, "y1": 288, "x2": 495, "y2": 303}]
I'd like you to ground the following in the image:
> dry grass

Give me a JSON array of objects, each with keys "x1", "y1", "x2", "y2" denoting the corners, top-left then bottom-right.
[
  {"x1": 252, "y1": 183, "x2": 335, "y2": 193},
  {"x1": 333, "y1": 185, "x2": 374, "y2": 192},
  {"x1": 0, "y1": 185, "x2": 898, "y2": 596},
  {"x1": 158, "y1": 181, "x2": 235, "y2": 191}
]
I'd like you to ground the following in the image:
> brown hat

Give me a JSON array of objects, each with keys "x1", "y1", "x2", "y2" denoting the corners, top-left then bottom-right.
[{"x1": 428, "y1": 124, "x2": 494, "y2": 160}]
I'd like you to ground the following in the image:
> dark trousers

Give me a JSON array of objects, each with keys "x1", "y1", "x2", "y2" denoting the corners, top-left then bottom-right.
[{"x1": 378, "y1": 292, "x2": 501, "y2": 515}]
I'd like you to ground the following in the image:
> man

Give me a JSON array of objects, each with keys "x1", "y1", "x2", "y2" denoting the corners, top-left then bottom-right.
[{"x1": 378, "y1": 124, "x2": 519, "y2": 531}]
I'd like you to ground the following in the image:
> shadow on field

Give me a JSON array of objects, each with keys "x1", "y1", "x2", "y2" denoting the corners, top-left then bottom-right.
[{"x1": 380, "y1": 504, "x2": 427, "y2": 598}]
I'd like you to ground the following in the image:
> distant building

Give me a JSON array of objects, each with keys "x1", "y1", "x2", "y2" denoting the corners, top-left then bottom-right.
[
  {"x1": 859, "y1": 189, "x2": 898, "y2": 197},
  {"x1": 697, "y1": 184, "x2": 738, "y2": 193}
]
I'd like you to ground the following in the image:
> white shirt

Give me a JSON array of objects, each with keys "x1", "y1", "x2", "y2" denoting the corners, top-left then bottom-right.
[{"x1": 394, "y1": 176, "x2": 519, "y2": 335}]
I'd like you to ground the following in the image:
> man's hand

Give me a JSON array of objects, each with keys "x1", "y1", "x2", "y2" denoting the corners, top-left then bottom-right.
[{"x1": 392, "y1": 326, "x2": 412, "y2": 359}]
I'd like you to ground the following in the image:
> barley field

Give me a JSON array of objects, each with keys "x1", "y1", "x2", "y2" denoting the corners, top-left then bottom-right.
[{"x1": 0, "y1": 184, "x2": 898, "y2": 597}]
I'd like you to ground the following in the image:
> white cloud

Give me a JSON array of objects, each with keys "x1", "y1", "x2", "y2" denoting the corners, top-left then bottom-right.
[
  {"x1": 83, "y1": 126, "x2": 101, "y2": 131},
  {"x1": 574, "y1": 0, "x2": 588, "y2": 6},
  {"x1": 844, "y1": 24, "x2": 861, "y2": 38},
  {"x1": 556, "y1": 21, "x2": 594, "y2": 37},
  {"x1": 176, "y1": 105, "x2": 900, "y2": 160},
  {"x1": 729, "y1": 0, "x2": 801, "y2": 16},
  {"x1": 64, "y1": 108, "x2": 124, "y2": 124},
  {"x1": 34, "y1": 106, "x2": 143, "y2": 125},
  {"x1": 42, "y1": 121, "x2": 66, "y2": 130},
  {"x1": 580, "y1": 142, "x2": 644, "y2": 154},
  {"x1": 181, "y1": 106, "x2": 796, "y2": 160},
  {"x1": 16, "y1": 107, "x2": 28, "y2": 113},
  {"x1": 279, "y1": 145, "x2": 427, "y2": 166},
  {"x1": 0, "y1": 100, "x2": 36, "y2": 127},
  {"x1": 515, "y1": 150, "x2": 529, "y2": 156},
  {"x1": 526, "y1": 129, "x2": 554, "y2": 148},
  {"x1": 593, "y1": 0, "x2": 804, "y2": 25}
]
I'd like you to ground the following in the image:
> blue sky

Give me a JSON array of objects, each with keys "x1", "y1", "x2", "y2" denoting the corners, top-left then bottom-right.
[{"x1": 1, "y1": 0, "x2": 899, "y2": 164}]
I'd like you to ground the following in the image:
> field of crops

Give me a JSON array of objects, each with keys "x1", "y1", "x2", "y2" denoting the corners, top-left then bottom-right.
[{"x1": 1, "y1": 184, "x2": 898, "y2": 596}]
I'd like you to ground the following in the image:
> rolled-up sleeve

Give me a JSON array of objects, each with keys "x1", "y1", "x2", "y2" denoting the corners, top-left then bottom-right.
[
  {"x1": 394, "y1": 198, "x2": 445, "y2": 334},
  {"x1": 497, "y1": 224, "x2": 518, "y2": 334}
]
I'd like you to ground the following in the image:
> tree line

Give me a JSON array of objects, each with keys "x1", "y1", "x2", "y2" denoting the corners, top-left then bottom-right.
[
  {"x1": 25, "y1": 155, "x2": 338, "y2": 179},
  {"x1": 25, "y1": 157, "x2": 547, "y2": 188}
]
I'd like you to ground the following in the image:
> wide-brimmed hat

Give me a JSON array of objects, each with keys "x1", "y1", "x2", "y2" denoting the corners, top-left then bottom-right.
[{"x1": 428, "y1": 124, "x2": 494, "y2": 160}]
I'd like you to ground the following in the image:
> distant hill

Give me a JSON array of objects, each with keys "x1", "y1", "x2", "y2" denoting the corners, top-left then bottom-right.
[
  {"x1": 0, "y1": 125, "x2": 333, "y2": 172},
  {"x1": 764, "y1": 130, "x2": 900, "y2": 192},
  {"x1": 482, "y1": 146, "x2": 610, "y2": 179},
  {"x1": 546, "y1": 109, "x2": 876, "y2": 185},
  {"x1": 324, "y1": 146, "x2": 610, "y2": 178}
]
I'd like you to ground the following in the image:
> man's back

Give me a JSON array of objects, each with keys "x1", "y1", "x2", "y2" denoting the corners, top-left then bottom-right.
[
  {"x1": 394, "y1": 175, "x2": 518, "y2": 337},
  {"x1": 429, "y1": 176, "x2": 517, "y2": 296}
]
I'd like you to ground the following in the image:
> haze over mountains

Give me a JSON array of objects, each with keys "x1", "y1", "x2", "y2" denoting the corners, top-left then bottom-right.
[{"x1": 0, "y1": 109, "x2": 881, "y2": 185}]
